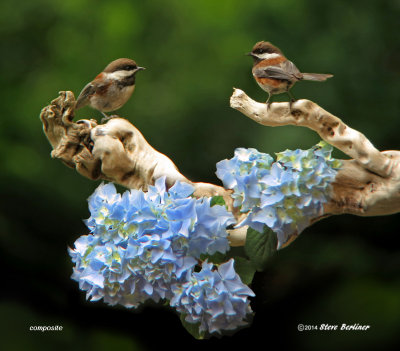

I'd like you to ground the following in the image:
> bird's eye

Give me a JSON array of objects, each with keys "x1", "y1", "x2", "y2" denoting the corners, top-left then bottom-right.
[{"x1": 256, "y1": 48, "x2": 264, "y2": 54}]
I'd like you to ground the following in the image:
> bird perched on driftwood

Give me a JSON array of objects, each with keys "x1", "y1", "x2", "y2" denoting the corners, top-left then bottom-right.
[
  {"x1": 247, "y1": 41, "x2": 333, "y2": 104},
  {"x1": 75, "y1": 58, "x2": 145, "y2": 118}
]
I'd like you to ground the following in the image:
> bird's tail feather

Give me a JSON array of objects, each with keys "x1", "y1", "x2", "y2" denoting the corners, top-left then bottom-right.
[{"x1": 301, "y1": 73, "x2": 333, "y2": 81}]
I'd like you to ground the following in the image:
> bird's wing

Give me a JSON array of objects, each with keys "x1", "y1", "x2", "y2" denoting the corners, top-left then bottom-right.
[
  {"x1": 75, "y1": 82, "x2": 96, "y2": 110},
  {"x1": 254, "y1": 60, "x2": 303, "y2": 81}
]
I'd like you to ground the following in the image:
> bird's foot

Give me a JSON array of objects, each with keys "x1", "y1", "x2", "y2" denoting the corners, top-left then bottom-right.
[
  {"x1": 101, "y1": 114, "x2": 120, "y2": 124},
  {"x1": 265, "y1": 95, "x2": 271, "y2": 110},
  {"x1": 289, "y1": 98, "x2": 298, "y2": 111},
  {"x1": 286, "y1": 91, "x2": 296, "y2": 111}
]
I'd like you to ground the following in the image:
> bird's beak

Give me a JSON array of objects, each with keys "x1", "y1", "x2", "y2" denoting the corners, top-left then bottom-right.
[
  {"x1": 136, "y1": 66, "x2": 146, "y2": 71},
  {"x1": 245, "y1": 52, "x2": 254, "y2": 57}
]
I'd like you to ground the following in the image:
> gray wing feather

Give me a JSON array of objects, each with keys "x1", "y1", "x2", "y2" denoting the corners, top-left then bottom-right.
[
  {"x1": 254, "y1": 60, "x2": 303, "y2": 81},
  {"x1": 75, "y1": 83, "x2": 96, "y2": 110}
]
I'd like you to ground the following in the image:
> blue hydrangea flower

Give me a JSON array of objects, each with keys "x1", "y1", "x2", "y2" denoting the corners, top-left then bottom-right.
[
  {"x1": 170, "y1": 259, "x2": 255, "y2": 334},
  {"x1": 216, "y1": 148, "x2": 273, "y2": 211},
  {"x1": 69, "y1": 177, "x2": 235, "y2": 308},
  {"x1": 216, "y1": 142, "x2": 341, "y2": 247}
]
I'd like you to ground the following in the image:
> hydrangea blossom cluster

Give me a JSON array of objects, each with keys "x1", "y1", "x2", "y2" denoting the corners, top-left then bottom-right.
[
  {"x1": 171, "y1": 259, "x2": 255, "y2": 334},
  {"x1": 69, "y1": 177, "x2": 254, "y2": 334},
  {"x1": 216, "y1": 142, "x2": 341, "y2": 247}
]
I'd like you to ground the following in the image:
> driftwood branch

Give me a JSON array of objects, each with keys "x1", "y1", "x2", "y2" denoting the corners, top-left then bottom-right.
[
  {"x1": 230, "y1": 88, "x2": 394, "y2": 178},
  {"x1": 40, "y1": 90, "x2": 400, "y2": 248},
  {"x1": 40, "y1": 91, "x2": 233, "y2": 206}
]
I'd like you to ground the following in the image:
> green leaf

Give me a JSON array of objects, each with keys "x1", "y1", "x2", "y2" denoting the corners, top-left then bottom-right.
[
  {"x1": 199, "y1": 251, "x2": 227, "y2": 265},
  {"x1": 210, "y1": 196, "x2": 226, "y2": 207},
  {"x1": 233, "y1": 256, "x2": 256, "y2": 285},
  {"x1": 244, "y1": 226, "x2": 277, "y2": 272},
  {"x1": 180, "y1": 314, "x2": 205, "y2": 339}
]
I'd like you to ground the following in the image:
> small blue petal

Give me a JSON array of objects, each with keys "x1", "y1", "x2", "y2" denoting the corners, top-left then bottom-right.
[
  {"x1": 218, "y1": 259, "x2": 236, "y2": 280},
  {"x1": 169, "y1": 181, "x2": 195, "y2": 198}
]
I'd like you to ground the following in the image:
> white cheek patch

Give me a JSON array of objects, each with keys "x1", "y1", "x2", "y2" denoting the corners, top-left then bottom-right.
[
  {"x1": 256, "y1": 52, "x2": 281, "y2": 60},
  {"x1": 107, "y1": 70, "x2": 135, "y2": 80}
]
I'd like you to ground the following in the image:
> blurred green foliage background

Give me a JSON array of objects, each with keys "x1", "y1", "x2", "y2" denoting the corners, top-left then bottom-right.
[{"x1": 0, "y1": 0, "x2": 399, "y2": 350}]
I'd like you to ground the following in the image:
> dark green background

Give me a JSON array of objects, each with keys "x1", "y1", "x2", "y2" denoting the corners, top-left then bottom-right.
[{"x1": 1, "y1": 0, "x2": 399, "y2": 350}]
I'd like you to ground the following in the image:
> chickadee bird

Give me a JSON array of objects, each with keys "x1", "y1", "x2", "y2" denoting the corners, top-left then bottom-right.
[
  {"x1": 75, "y1": 58, "x2": 145, "y2": 118},
  {"x1": 247, "y1": 41, "x2": 333, "y2": 104}
]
